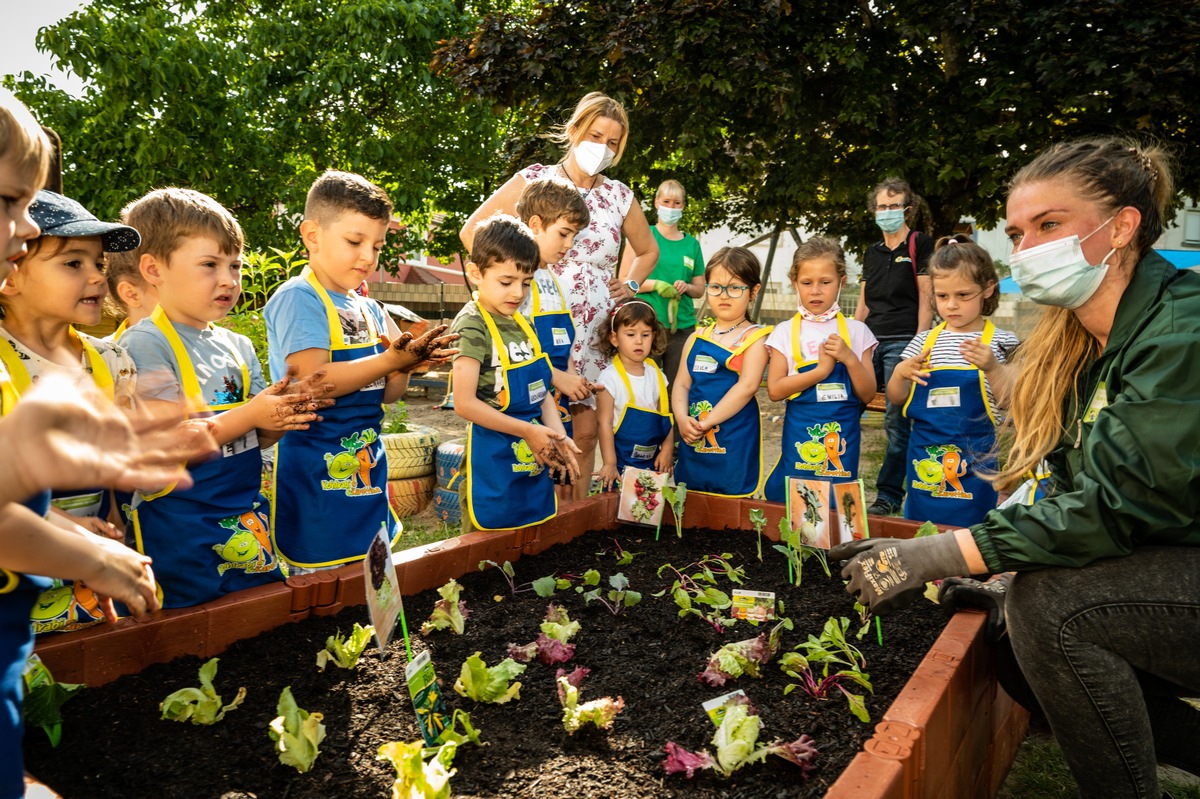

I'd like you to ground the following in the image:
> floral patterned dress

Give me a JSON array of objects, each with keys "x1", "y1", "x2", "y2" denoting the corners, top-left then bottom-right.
[{"x1": 519, "y1": 164, "x2": 634, "y2": 406}]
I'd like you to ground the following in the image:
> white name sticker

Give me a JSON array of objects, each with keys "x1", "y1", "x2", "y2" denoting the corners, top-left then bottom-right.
[
  {"x1": 552, "y1": 327, "x2": 570, "y2": 347},
  {"x1": 683, "y1": 256, "x2": 695, "y2": 269},
  {"x1": 927, "y1": 387, "x2": 961, "y2": 408},
  {"x1": 631, "y1": 443, "x2": 658, "y2": 461},
  {"x1": 816, "y1": 382, "x2": 847, "y2": 402},
  {"x1": 365, "y1": 376, "x2": 386, "y2": 391},
  {"x1": 694, "y1": 354, "x2": 718, "y2": 374},
  {"x1": 528, "y1": 379, "x2": 547, "y2": 405},
  {"x1": 1082, "y1": 381, "x2": 1107, "y2": 423},
  {"x1": 223, "y1": 429, "x2": 259, "y2": 458}
]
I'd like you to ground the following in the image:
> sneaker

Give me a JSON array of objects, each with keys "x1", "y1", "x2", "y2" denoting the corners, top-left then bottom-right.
[{"x1": 867, "y1": 498, "x2": 902, "y2": 517}]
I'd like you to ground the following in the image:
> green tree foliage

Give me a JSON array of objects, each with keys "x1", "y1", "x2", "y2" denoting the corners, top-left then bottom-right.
[
  {"x1": 435, "y1": 0, "x2": 1199, "y2": 246},
  {"x1": 12, "y1": 0, "x2": 507, "y2": 260}
]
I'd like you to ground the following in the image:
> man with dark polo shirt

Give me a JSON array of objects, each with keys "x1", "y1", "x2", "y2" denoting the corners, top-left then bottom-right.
[{"x1": 854, "y1": 177, "x2": 934, "y2": 515}]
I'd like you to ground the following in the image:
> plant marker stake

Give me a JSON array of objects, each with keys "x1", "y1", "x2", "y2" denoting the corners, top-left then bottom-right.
[
  {"x1": 399, "y1": 601, "x2": 413, "y2": 661},
  {"x1": 875, "y1": 617, "x2": 883, "y2": 647}
]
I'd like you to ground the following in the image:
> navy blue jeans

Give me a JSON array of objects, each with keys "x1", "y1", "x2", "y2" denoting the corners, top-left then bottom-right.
[
  {"x1": 1007, "y1": 547, "x2": 1200, "y2": 798},
  {"x1": 874, "y1": 339, "x2": 911, "y2": 506}
]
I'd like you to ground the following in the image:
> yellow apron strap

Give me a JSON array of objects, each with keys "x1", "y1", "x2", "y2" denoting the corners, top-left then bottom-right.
[
  {"x1": 150, "y1": 306, "x2": 249, "y2": 412},
  {"x1": 791, "y1": 313, "x2": 851, "y2": 371},
  {"x1": 729, "y1": 324, "x2": 772, "y2": 360},
  {"x1": 614, "y1": 355, "x2": 668, "y2": 414},
  {"x1": 304, "y1": 267, "x2": 347, "y2": 350},
  {"x1": 477, "y1": 301, "x2": 542, "y2": 369},
  {"x1": 0, "y1": 337, "x2": 32, "y2": 394},
  {"x1": 648, "y1": 358, "x2": 669, "y2": 414},
  {"x1": 0, "y1": 332, "x2": 114, "y2": 401},
  {"x1": 835, "y1": 312, "x2": 852, "y2": 347},
  {"x1": 531, "y1": 280, "x2": 543, "y2": 314},
  {"x1": 0, "y1": 371, "x2": 16, "y2": 415},
  {"x1": 74, "y1": 328, "x2": 115, "y2": 401},
  {"x1": 923, "y1": 321, "x2": 947, "y2": 352},
  {"x1": 112, "y1": 319, "x2": 128, "y2": 342},
  {"x1": 980, "y1": 319, "x2": 995, "y2": 346}
]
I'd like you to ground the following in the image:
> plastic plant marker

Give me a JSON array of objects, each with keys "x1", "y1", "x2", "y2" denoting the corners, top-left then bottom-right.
[{"x1": 405, "y1": 650, "x2": 449, "y2": 746}]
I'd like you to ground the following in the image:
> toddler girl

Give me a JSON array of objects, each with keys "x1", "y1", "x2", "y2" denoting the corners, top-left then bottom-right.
[{"x1": 103, "y1": 247, "x2": 158, "y2": 340}]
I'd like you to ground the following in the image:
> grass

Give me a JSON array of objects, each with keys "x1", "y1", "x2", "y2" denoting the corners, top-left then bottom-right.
[{"x1": 392, "y1": 517, "x2": 458, "y2": 551}]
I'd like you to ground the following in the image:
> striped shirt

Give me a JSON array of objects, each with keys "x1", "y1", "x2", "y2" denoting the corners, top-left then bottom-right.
[{"x1": 900, "y1": 325, "x2": 1019, "y2": 409}]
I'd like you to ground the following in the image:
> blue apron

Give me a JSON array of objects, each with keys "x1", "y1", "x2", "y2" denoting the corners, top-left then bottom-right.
[
  {"x1": 529, "y1": 272, "x2": 576, "y2": 438},
  {"x1": 764, "y1": 313, "x2": 861, "y2": 502},
  {"x1": 674, "y1": 325, "x2": 771, "y2": 498},
  {"x1": 902, "y1": 321, "x2": 999, "y2": 526},
  {"x1": 1, "y1": 568, "x2": 51, "y2": 796},
  {"x1": 609, "y1": 354, "x2": 673, "y2": 477},
  {"x1": 465, "y1": 305, "x2": 557, "y2": 531},
  {"x1": 271, "y1": 270, "x2": 398, "y2": 568},
  {"x1": 129, "y1": 307, "x2": 283, "y2": 608}
]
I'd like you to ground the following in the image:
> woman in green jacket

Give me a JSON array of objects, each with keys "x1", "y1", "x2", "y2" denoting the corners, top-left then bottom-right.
[{"x1": 832, "y1": 138, "x2": 1200, "y2": 799}]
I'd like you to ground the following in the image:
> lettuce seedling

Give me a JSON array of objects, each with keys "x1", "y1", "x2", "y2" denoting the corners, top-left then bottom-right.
[
  {"x1": 421, "y1": 579, "x2": 470, "y2": 635},
  {"x1": 268, "y1": 686, "x2": 326, "y2": 773},
  {"x1": 508, "y1": 603, "x2": 582, "y2": 665},
  {"x1": 435, "y1": 708, "x2": 483, "y2": 748},
  {"x1": 377, "y1": 739, "x2": 459, "y2": 799},
  {"x1": 748, "y1": 508, "x2": 767, "y2": 561},
  {"x1": 453, "y1": 652, "x2": 525, "y2": 704},
  {"x1": 478, "y1": 559, "x2": 563, "y2": 598},
  {"x1": 316, "y1": 622, "x2": 375, "y2": 672},
  {"x1": 160, "y1": 657, "x2": 246, "y2": 726},
  {"x1": 661, "y1": 482, "x2": 688, "y2": 537},
  {"x1": 23, "y1": 656, "x2": 82, "y2": 746},
  {"x1": 698, "y1": 620, "x2": 790, "y2": 687},
  {"x1": 656, "y1": 554, "x2": 745, "y2": 633},
  {"x1": 664, "y1": 696, "x2": 818, "y2": 779},
  {"x1": 773, "y1": 515, "x2": 831, "y2": 587},
  {"x1": 579, "y1": 571, "x2": 641, "y2": 615},
  {"x1": 555, "y1": 667, "x2": 624, "y2": 734}
]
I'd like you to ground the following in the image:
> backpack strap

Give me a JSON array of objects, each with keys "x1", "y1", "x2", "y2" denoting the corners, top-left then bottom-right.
[{"x1": 907, "y1": 230, "x2": 919, "y2": 284}]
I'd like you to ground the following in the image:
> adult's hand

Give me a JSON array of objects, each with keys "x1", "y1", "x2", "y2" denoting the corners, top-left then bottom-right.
[
  {"x1": 938, "y1": 573, "x2": 1012, "y2": 643},
  {"x1": 607, "y1": 277, "x2": 636, "y2": 301},
  {"x1": 829, "y1": 534, "x2": 968, "y2": 615}
]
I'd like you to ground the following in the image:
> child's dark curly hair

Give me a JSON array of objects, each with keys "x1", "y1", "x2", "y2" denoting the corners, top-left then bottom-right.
[
  {"x1": 594, "y1": 300, "x2": 668, "y2": 360},
  {"x1": 930, "y1": 234, "x2": 1001, "y2": 316}
]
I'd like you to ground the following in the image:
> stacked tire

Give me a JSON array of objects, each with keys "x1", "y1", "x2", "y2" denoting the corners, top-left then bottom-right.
[
  {"x1": 383, "y1": 425, "x2": 440, "y2": 518},
  {"x1": 433, "y1": 439, "x2": 465, "y2": 527}
]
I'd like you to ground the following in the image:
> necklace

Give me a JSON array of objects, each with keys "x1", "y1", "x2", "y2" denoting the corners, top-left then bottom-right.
[
  {"x1": 559, "y1": 163, "x2": 599, "y2": 197},
  {"x1": 713, "y1": 319, "x2": 747, "y2": 336}
]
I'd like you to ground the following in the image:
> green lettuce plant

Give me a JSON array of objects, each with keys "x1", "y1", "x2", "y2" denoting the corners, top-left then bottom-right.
[
  {"x1": 316, "y1": 622, "x2": 375, "y2": 672},
  {"x1": 159, "y1": 657, "x2": 245, "y2": 726},
  {"x1": 421, "y1": 579, "x2": 470, "y2": 635},
  {"x1": 453, "y1": 653, "x2": 525, "y2": 704},
  {"x1": 268, "y1": 686, "x2": 326, "y2": 773}
]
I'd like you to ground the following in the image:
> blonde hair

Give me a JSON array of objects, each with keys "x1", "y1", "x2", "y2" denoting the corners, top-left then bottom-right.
[
  {"x1": 789, "y1": 236, "x2": 847, "y2": 283},
  {"x1": 121, "y1": 188, "x2": 244, "y2": 263},
  {"x1": 655, "y1": 179, "x2": 686, "y2": 205},
  {"x1": 995, "y1": 138, "x2": 1173, "y2": 491},
  {"x1": 104, "y1": 250, "x2": 144, "y2": 315},
  {"x1": 0, "y1": 88, "x2": 51, "y2": 192},
  {"x1": 929, "y1": 234, "x2": 1000, "y2": 316},
  {"x1": 551, "y1": 92, "x2": 630, "y2": 167}
]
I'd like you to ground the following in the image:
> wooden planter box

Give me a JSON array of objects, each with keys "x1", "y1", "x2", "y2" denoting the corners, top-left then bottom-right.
[{"x1": 29, "y1": 494, "x2": 1026, "y2": 799}]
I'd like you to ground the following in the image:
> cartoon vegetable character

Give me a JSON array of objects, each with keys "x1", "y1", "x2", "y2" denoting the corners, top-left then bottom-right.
[
  {"x1": 939, "y1": 446, "x2": 968, "y2": 495},
  {"x1": 821, "y1": 423, "x2": 846, "y2": 473}
]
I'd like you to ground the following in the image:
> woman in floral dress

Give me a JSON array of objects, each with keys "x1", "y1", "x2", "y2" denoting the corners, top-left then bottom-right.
[{"x1": 461, "y1": 92, "x2": 658, "y2": 499}]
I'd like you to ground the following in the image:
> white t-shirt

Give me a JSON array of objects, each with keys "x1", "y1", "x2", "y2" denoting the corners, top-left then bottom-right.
[
  {"x1": 518, "y1": 268, "x2": 569, "y2": 316},
  {"x1": 765, "y1": 314, "x2": 878, "y2": 374},
  {"x1": 596, "y1": 358, "x2": 666, "y2": 431}
]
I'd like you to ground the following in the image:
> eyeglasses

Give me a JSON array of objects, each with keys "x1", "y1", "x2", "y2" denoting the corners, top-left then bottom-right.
[
  {"x1": 706, "y1": 283, "x2": 750, "y2": 298},
  {"x1": 876, "y1": 203, "x2": 908, "y2": 211}
]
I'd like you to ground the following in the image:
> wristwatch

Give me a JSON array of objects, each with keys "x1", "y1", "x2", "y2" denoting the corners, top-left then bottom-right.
[{"x1": 624, "y1": 279, "x2": 640, "y2": 293}]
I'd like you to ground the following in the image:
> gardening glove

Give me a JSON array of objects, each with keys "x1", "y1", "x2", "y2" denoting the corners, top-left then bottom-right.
[
  {"x1": 829, "y1": 533, "x2": 968, "y2": 616},
  {"x1": 650, "y1": 279, "x2": 679, "y2": 299},
  {"x1": 938, "y1": 573, "x2": 1013, "y2": 644}
]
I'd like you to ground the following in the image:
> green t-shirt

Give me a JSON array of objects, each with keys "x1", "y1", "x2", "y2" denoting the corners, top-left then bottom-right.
[
  {"x1": 450, "y1": 300, "x2": 538, "y2": 409},
  {"x1": 645, "y1": 228, "x2": 704, "y2": 330}
]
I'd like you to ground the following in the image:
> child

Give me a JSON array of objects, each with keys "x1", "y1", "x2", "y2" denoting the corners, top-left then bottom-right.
[
  {"x1": 514, "y1": 178, "x2": 596, "y2": 440},
  {"x1": 887, "y1": 235, "x2": 1018, "y2": 526},
  {"x1": 595, "y1": 300, "x2": 673, "y2": 490},
  {"x1": 120, "y1": 187, "x2": 326, "y2": 607},
  {"x1": 265, "y1": 170, "x2": 456, "y2": 569},
  {"x1": 765, "y1": 237, "x2": 877, "y2": 502},
  {"x1": 104, "y1": 247, "x2": 158, "y2": 340},
  {"x1": 451, "y1": 215, "x2": 578, "y2": 530},
  {"x1": 671, "y1": 247, "x2": 772, "y2": 497}
]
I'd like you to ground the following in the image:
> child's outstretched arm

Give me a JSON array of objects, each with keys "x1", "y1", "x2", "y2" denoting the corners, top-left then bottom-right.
[
  {"x1": 887, "y1": 346, "x2": 931, "y2": 405},
  {"x1": 206, "y1": 369, "x2": 334, "y2": 447},
  {"x1": 694, "y1": 338, "x2": 768, "y2": 437},
  {"x1": 765, "y1": 346, "x2": 832, "y2": 402},
  {"x1": 285, "y1": 325, "x2": 460, "y2": 400},
  {"x1": 595, "y1": 389, "x2": 620, "y2": 491},
  {"x1": 48, "y1": 506, "x2": 121, "y2": 541},
  {"x1": 551, "y1": 367, "x2": 600, "y2": 404}
]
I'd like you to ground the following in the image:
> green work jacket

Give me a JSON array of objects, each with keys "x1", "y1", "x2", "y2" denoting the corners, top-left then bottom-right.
[{"x1": 972, "y1": 252, "x2": 1200, "y2": 572}]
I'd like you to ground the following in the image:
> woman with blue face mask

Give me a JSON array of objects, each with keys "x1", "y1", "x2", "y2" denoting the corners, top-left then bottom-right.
[
  {"x1": 619, "y1": 179, "x2": 706, "y2": 384},
  {"x1": 831, "y1": 138, "x2": 1200, "y2": 799}
]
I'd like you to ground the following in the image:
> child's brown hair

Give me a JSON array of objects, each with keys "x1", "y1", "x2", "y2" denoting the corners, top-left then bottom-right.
[
  {"x1": 515, "y1": 179, "x2": 589, "y2": 231},
  {"x1": 0, "y1": 88, "x2": 51, "y2": 191},
  {"x1": 705, "y1": 246, "x2": 762, "y2": 322},
  {"x1": 789, "y1": 236, "x2": 847, "y2": 283},
  {"x1": 595, "y1": 300, "x2": 668, "y2": 360},
  {"x1": 121, "y1": 188, "x2": 244, "y2": 264},
  {"x1": 929, "y1": 234, "x2": 1000, "y2": 316},
  {"x1": 304, "y1": 169, "x2": 393, "y2": 225},
  {"x1": 104, "y1": 250, "x2": 143, "y2": 315},
  {"x1": 469, "y1": 214, "x2": 540, "y2": 275}
]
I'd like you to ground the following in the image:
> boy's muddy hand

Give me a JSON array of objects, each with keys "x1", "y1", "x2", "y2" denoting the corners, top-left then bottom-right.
[
  {"x1": 275, "y1": 367, "x2": 336, "y2": 409},
  {"x1": 392, "y1": 324, "x2": 461, "y2": 372},
  {"x1": 555, "y1": 371, "x2": 594, "y2": 402}
]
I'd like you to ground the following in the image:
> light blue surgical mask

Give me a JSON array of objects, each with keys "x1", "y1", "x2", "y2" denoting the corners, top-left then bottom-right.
[
  {"x1": 1008, "y1": 216, "x2": 1116, "y2": 309},
  {"x1": 875, "y1": 208, "x2": 906, "y2": 234},
  {"x1": 656, "y1": 205, "x2": 683, "y2": 226}
]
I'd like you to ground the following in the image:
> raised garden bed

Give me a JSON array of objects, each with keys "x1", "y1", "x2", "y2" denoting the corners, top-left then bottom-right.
[{"x1": 27, "y1": 494, "x2": 1027, "y2": 798}]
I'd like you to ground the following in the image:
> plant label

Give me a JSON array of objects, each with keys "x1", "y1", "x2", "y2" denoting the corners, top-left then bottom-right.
[
  {"x1": 616, "y1": 467, "x2": 668, "y2": 529},
  {"x1": 404, "y1": 650, "x2": 449, "y2": 746},
  {"x1": 731, "y1": 589, "x2": 775, "y2": 622},
  {"x1": 834, "y1": 479, "x2": 868, "y2": 544},
  {"x1": 702, "y1": 689, "x2": 750, "y2": 727},
  {"x1": 364, "y1": 524, "x2": 403, "y2": 654},
  {"x1": 785, "y1": 477, "x2": 868, "y2": 548}
]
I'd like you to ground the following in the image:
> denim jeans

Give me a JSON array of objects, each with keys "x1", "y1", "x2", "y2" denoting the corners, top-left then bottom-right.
[
  {"x1": 1007, "y1": 547, "x2": 1200, "y2": 798},
  {"x1": 874, "y1": 339, "x2": 911, "y2": 506}
]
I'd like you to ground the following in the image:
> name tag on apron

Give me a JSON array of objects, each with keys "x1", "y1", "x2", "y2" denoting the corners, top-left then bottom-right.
[
  {"x1": 365, "y1": 376, "x2": 386, "y2": 391},
  {"x1": 1082, "y1": 381, "x2": 1107, "y2": 423},
  {"x1": 694, "y1": 354, "x2": 718, "y2": 374},
  {"x1": 927, "y1": 387, "x2": 961, "y2": 408},
  {"x1": 816, "y1": 382, "x2": 847, "y2": 402},
  {"x1": 223, "y1": 429, "x2": 259, "y2": 458},
  {"x1": 51, "y1": 491, "x2": 103, "y2": 517},
  {"x1": 552, "y1": 328, "x2": 570, "y2": 347},
  {"x1": 528, "y1": 379, "x2": 547, "y2": 405},
  {"x1": 631, "y1": 443, "x2": 657, "y2": 461}
]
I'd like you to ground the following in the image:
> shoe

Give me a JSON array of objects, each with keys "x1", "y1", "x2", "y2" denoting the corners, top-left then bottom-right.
[{"x1": 867, "y1": 498, "x2": 902, "y2": 517}]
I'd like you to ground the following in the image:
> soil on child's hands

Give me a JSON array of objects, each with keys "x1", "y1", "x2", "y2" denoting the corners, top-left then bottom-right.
[{"x1": 25, "y1": 527, "x2": 945, "y2": 798}]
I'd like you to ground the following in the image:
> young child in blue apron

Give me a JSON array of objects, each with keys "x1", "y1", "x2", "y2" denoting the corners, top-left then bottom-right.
[
  {"x1": 266, "y1": 171, "x2": 457, "y2": 570},
  {"x1": 765, "y1": 237, "x2": 878, "y2": 503},
  {"x1": 451, "y1": 215, "x2": 579, "y2": 532},
  {"x1": 515, "y1": 178, "x2": 597, "y2": 445},
  {"x1": 595, "y1": 301, "x2": 674, "y2": 490},
  {"x1": 672, "y1": 247, "x2": 773, "y2": 498},
  {"x1": 121, "y1": 188, "x2": 328, "y2": 607},
  {"x1": 887, "y1": 235, "x2": 1018, "y2": 527}
]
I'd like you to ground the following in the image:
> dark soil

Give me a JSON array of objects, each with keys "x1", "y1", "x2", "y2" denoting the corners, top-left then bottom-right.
[{"x1": 25, "y1": 527, "x2": 946, "y2": 798}]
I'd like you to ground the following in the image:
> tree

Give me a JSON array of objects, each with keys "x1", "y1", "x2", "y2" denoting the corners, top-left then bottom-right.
[
  {"x1": 12, "y1": 0, "x2": 507, "y2": 261},
  {"x1": 435, "y1": 0, "x2": 1199, "y2": 249}
]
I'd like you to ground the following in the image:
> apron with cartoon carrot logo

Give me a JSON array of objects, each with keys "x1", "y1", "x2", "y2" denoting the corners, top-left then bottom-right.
[
  {"x1": 271, "y1": 269, "x2": 398, "y2": 568},
  {"x1": 465, "y1": 304, "x2": 557, "y2": 531},
  {"x1": 609, "y1": 354, "x2": 672, "y2": 477},
  {"x1": 528, "y1": 271, "x2": 576, "y2": 438},
  {"x1": 765, "y1": 313, "x2": 861, "y2": 502},
  {"x1": 129, "y1": 307, "x2": 283, "y2": 608},
  {"x1": 674, "y1": 325, "x2": 771, "y2": 497},
  {"x1": 902, "y1": 321, "x2": 999, "y2": 526}
]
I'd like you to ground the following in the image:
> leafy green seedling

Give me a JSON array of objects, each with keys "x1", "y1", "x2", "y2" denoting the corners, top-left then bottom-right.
[
  {"x1": 581, "y1": 572, "x2": 642, "y2": 615},
  {"x1": 268, "y1": 686, "x2": 326, "y2": 773},
  {"x1": 421, "y1": 579, "x2": 470, "y2": 635},
  {"x1": 316, "y1": 622, "x2": 375, "y2": 672},
  {"x1": 435, "y1": 708, "x2": 483, "y2": 747},
  {"x1": 779, "y1": 616, "x2": 873, "y2": 722},
  {"x1": 698, "y1": 620, "x2": 792, "y2": 686},
  {"x1": 556, "y1": 667, "x2": 624, "y2": 734},
  {"x1": 453, "y1": 652, "x2": 525, "y2": 704},
  {"x1": 661, "y1": 482, "x2": 688, "y2": 538},
  {"x1": 23, "y1": 656, "x2": 82, "y2": 746},
  {"x1": 596, "y1": 538, "x2": 643, "y2": 565},
  {"x1": 479, "y1": 559, "x2": 563, "y2": 598},
  {"x1": 377, "y1": 738, "x2": 459, "y2": 798},
  {"x1": 663, "y1": 695, "x2": 819, "y2": 779},
  {"x1": 656, "y1": 554, "x2": 745, "y2": 632},
  {"x1": 508, "y1": 603, "x2": 582, "y2": 665},
  {"x1": 748, "y1": 508, "x2": 767, "y2": 561},
  {"x1": 160, "y1": 657, "x2": 246, "y2": 726}
]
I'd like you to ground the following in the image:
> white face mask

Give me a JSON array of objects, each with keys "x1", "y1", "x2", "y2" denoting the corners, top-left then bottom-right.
[
  {"x1": 1009, "y1": 216, "x2": 1116, "y2": 309},
  {"x1": 656, "y1": 205, "x2": 683, "y2": 226},
  {"x1": 799, "y1": 287, "x2": 842, "y2": 323},
  {"x1": 573, "y1": 140, "x2": 615, "y2": 177}
]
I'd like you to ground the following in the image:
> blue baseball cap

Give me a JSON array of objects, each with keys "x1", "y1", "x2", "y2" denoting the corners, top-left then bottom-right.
[{"x1": 29, "y1": 190, "x2": 141, "y2": 253}]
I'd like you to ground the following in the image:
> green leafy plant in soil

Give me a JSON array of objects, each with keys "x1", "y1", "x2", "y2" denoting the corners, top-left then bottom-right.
[{"x1": 25, "y1": 528, "x2": 947, "y2": 799}]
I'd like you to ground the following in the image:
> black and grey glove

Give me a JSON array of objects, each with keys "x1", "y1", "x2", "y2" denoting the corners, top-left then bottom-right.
[
  {"x1": 829, "y1": 534, "x2": 969, "y2": 615},
  {"x1": 938, "y1": 573, "x2": 1012, "y2": 643}
]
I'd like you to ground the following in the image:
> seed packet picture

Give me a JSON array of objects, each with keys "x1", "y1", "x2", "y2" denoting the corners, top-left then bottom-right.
[
  {"x1": 364, "y1": 526, "x2": 404, "y2": 651},
  {"x1": 617, "y1": 467, "x2": 669, "y2": 529},
  {"x1": 785, "y1": 478, "x2": 831, "y2": 548}
]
